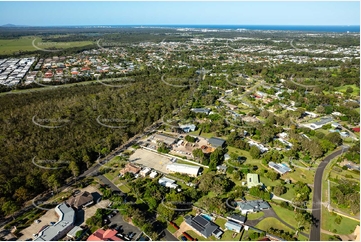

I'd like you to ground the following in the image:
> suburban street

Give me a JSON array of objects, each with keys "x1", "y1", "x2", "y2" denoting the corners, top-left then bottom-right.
[{"x1": 309, "y1": 145, "x2": 349, "y2": 241}]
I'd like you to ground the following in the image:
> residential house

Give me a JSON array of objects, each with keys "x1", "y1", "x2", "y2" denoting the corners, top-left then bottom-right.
[
  {"x1": 246, "y1": 173, "x2": 263, "y2": 189},
  {"x1": 190, "y1": 108, "x2": 211, "y2": 115},
  {"x1": 87, "y1": 229, "x2": 122, "y2": 241},
  {"x1": 227, "y1": 214, "x2": 246, "y2": 224},
  {"x1": 67, "y1": 191, "x2": 94, "y2": 209},
  {"x1": 140, "y1": 167, "x2": 151, "y2": 177},
  {"x1": 119, "y1": 163, "x2": 141, "y2": 176},
  {"x1": 237, "y1": 200, "x2": 270, "y2": 215},
  {"x1": 184, "y1": 215, "x2": 223, "y2": 239},
  {"x1": 225, "y1": 220, "x2": 243, "y2": 233},
  {"x1": 158, "y1": 176, "x2": 178, "y2": 189},
  {"x1": 268, "y1": 162, "x2": 292, "y2": 175}
]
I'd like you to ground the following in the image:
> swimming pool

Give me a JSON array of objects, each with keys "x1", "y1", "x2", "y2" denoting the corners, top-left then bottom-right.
[{"x1": 201, "y1": 213, "x2": 213, "y2": 221}]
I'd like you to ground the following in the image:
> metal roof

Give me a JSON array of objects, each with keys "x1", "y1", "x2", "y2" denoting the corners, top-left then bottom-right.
[
  {"x1": 268, "y1": 162, "x2": 292, "y2": 175},
  {"x1": 166, "y1": 163, "x2": 200, "y2": 176},
  {"x1": 208, "y1": 137, "x2": 226, "y2": 148}
]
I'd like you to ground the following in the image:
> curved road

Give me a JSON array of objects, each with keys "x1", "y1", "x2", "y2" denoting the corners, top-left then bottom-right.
[{"x1": 309, "y1": 145, "x2": 349, "y2": 241}]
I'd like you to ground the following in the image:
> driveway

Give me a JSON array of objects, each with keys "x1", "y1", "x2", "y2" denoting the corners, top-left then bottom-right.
[{"x1": 109, "y1": 213, "x2": 141, "y2": 241}]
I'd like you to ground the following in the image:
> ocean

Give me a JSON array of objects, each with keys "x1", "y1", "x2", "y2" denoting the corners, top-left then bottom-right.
[{"x1": 129, "y1": 25, "x2": 360, "y2": 33}]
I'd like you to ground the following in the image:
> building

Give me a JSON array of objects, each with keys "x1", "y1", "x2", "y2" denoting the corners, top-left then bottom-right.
[
  {"x1": 119, "y1": 163, "x2": 141, "y2": 176},
  {"x1": 303, "y1": 117, "x2": 333, "y2": 130},
  {"x1": 237, "y1": 200, "x2": 270, "y2": 215},
  {"x1": 190, "y1": 108, "x2": 211, "y2": 115},
  {"x1": 149, "y1": 170, "x2": 158, "y2": 178},
  {"x1": 184, "y1": 215, "x2": 223, "y2": 239},
  {"x1": 87, "y1": 229, "x2": 123, "y2": 241},
  {"x1": 67, "y1": 191, "x2": 94, "y2": 209},
  {"x1": 153, "y1": 133, "x2": 177, "y2": 145},
  {"x1": 268, "y1": 162, "x2": 292, "y2": 175},
  {"x1": 34, "y1": 203, "x2": 75, "y2": 241},
  {"x1": 179, "y1": 124, "x2": 196, "y2": 133},
  {"x1": 67, "y1": 226, "x2": 83, "y2": 239},
  {"x1": 166, "y1": 163, "x2": 201, "y2": 177},
  {"x1": 227, "y1": 214, "x2": 246, "y2": 224},
  {"x1": 208, "y1": 137, "x2": 226, "y2": 148},
  {"x1": 246, "y1": 173, "x2": 263, "y2": 189},
  {"x1": 248, "y1": 141, "x2": 268, "y2": 153},
  {"x1": 140, "y1": 167, "x2": 151, "y2": 177},
  {"x1": 158, "y1": 176, "x2": 178, "y2": 189},
  {"x1": 225, "y1": 220, "x2": 243, "y2": 233},
  {"x1": 331, "y1": 122, "x2": 342, "y2": 129}
]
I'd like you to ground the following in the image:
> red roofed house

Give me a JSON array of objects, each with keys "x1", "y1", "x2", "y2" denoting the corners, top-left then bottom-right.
[
  {"x1": 352, "y1": 127, "x2": 360, "y2": 133},
  {"x1": 44, "y1": 71, "x2": 53, "y2": 78},
  {"x1": 87, "y1": 229, "x2": 122, "y2": 241}
]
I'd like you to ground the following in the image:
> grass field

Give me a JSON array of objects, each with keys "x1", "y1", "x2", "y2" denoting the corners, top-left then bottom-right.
[
  {"x1": 321, "y1": 207, "x2": 360, "y2": 235},
  {"x1": 271, "y1": 205, "x2": 311, "y2": 233},
  {"x1": 255, "y1": 217, "x2": 309, "y2": 241},
  {"x1": 0, "y1": 36, "x2": 93, "y2": 55},
  {"x1": 335, "y1": 84, "x2": 360, "y2": 96},
  {"x1": 246, "y1": 211, "x2": 264, "y2": 220},
  {"x1": 255, "y1": 217, "x2": 293, "y2": 232}
]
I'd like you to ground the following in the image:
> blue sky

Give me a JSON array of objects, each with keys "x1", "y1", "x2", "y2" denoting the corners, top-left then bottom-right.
[{"x1": 0, "y1": 1, "x2": 359, "y2": 26}]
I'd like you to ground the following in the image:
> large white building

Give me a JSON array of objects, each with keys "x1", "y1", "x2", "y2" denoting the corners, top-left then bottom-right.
[
  {"x1": 166, "y1": 163, "x2": 201, "y2": 177},
  {"x1": 34, "y1": 202, "x2": 75, "y2": 241}
]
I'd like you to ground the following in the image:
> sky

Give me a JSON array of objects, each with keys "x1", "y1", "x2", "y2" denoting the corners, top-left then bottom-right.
[{"x1": 0, "y1": 1, "x2": 360, "y2": 26}]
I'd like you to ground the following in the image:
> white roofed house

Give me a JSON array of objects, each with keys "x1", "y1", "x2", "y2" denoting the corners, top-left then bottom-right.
[
  {"x1": 166, "y1": 163, "x2": 201, "y2": 177},
  {"x1": 158, "y1": 176, "x2": 178, "y2": 189},
  {"x1": 140, "y1": 167, "x2": 151, "y2": 177}
]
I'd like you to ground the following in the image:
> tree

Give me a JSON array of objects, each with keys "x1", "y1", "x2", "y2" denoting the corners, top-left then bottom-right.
[
  {"x1": 157, "y1": 203, "x2": 175, "y2": 222},
  {"x1": 69, "y1": 161, "x2": 80, "y2": 177},
  {"x1": 346, "y1": 86, "x2": 353, "y2": 94},
  {"x1": 325, "y1": 132, "x2": 342, "y2": 146},
  {"x1": 273, "y1": 185, "x2": 287, "y2": 196},
  {"x1": 250, "y1": 146, "x2": 261, "y2": 159},
  {"x1": 185, "y1": 135, "x2": 196, "y2": 143},
  {"x1": 2, "y1": 200, "x2": 19, "y2": 220},
  {"x1": 267, "y1": 171, "x2": 279, "y2": 181}
]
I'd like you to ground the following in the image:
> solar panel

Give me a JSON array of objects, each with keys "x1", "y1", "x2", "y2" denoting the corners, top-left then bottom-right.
[
  {"x1": 194, "y1": 215, "x2": 209, "y2": 227},
  {"x1": 191, "y1": 221, "x2": 205, "y2": 233}
]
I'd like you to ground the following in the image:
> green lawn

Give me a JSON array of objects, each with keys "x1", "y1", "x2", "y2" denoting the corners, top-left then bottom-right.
[
  {"x1": 184, "y1": 230, "x2": 208, "y2": 241},
  {"x1": 255, "y1": 217, "x2": 293, "y2": 233},
  {"x1": 246, "y1": 211, "x2": 264, "y2": 220},
  {"x1": 282, "y1": 167, "x2": 315, "y2": 184},
  {"x1": 174, "y1": 215, "x2": 185, "y2": 225},
  {"x1": 118, "y1": 184, "x2": 131, "y2": 193},
  {"x1": 0, "y1": 36, "x2": 94, "y2": 55},
  {"x1": 335, "y1": 84, "x2": 360, "y2": 96},
  {"x1": 226, "y1": 146, "x2": 261, "y2": 166},
  {"x1": 255, "y1": 217, "x2": 308, "y2": 241},
  {"x1": 214, "y1": 217, "x2": 227, "y2": 229},
  {"x1": 321, "y1": 207, "x2": 360, "y2": 235},
  {"x1": 271, "y1": 205, "x2": 311, "y2": 232},
  {"x1": 279, "y1": 184, "x2": 296, "y2": 201},
  {"x1": 220, "y1": 230, "x2": 242, "y2": 241},
  {"x1": 167, "y1": 224, "x2": 177, "y2": 233}
]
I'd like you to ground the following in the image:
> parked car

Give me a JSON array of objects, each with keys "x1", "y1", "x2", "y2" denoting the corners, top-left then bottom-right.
[
  {"x1": 128, "y1": 232, "x2": 136, "y2": 239},
  {"x1": 114, "y1": 225, "x2": 121, "y2": 231},
  {"x1": 181, "y1": 236, "x2": 187, "y2": 241}
]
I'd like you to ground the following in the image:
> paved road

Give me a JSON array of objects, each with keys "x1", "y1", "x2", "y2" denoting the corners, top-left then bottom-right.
[{"x1": 309, "y1": 146, "x2": 349, "y2": 241}]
